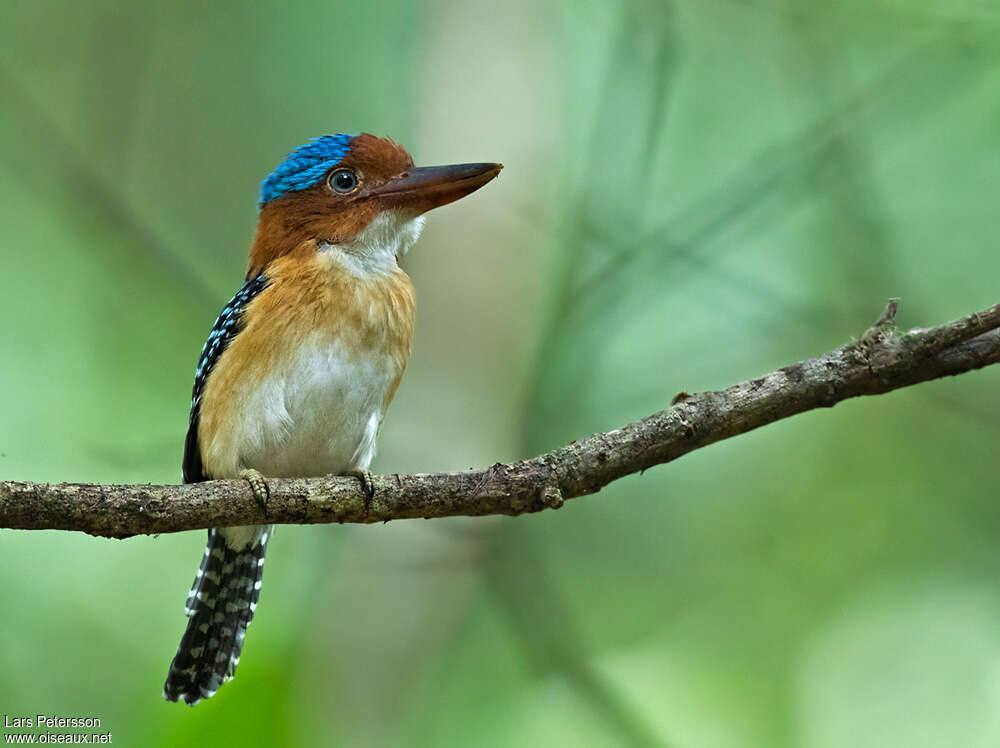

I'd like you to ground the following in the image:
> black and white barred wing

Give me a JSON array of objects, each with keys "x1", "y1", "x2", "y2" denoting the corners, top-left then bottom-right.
[{"x1": 182, "y1": 273, "x2": 270, "y2": 483}]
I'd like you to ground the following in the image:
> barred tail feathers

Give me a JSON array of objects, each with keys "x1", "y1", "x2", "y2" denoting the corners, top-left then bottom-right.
[{"x1": 163, "y1": 524, "x2": 272, "y2": 705}]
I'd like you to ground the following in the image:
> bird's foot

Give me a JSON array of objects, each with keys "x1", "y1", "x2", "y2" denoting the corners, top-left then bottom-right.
[
  {"x1": 346, "y1": 469, "x2": 376, "y2": 511},
  {"x1": 239, "y1": 468, "x2": 271, "y2": 516}
]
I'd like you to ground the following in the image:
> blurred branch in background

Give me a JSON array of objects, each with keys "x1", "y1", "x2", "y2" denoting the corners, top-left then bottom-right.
[
  {"x1": 571, "y1": 33, "x2": 987, "y2": 329},
  {"x1": 485, "y1": 536, "x2": 667, "y2": 748},
  {"x1": 0, "y1": 59, "x2": 219, "y2": 307},
  {"x1": 2, "y1": 299, "x2": 998, "y2": 538}
]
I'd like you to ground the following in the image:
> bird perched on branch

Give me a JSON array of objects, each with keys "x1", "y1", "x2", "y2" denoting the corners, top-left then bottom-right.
[{"x1": 162, "y1": 133, "x2": 501, "y2": 705}]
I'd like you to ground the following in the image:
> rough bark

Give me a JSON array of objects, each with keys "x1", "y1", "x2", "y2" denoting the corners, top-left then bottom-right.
[{"x1": 2, "y1": 300, "x2": 998, "y2": 539}]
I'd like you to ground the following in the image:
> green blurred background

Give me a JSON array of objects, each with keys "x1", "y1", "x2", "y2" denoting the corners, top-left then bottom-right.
[{"x1": 2, "y1": 0, "x2": 999, "y2": 745}]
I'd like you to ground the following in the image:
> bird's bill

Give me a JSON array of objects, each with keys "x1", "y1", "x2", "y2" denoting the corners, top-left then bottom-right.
[{"x1": 369, "y1": 162, "x2": 502, "y2": 213}]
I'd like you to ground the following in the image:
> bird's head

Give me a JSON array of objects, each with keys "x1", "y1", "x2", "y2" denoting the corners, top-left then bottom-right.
[{"x1": 249, "y1": 133, "x2": 501, "y2": 278}]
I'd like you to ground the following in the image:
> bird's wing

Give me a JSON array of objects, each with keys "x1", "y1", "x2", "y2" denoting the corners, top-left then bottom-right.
[{"x1": 183, "y1": 273, "x2": 271, "y2": 483}]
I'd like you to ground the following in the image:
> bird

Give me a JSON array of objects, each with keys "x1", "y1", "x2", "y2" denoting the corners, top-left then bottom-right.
[{"x1": 162, "y1": 133, "x2": 501, "y2": 705}]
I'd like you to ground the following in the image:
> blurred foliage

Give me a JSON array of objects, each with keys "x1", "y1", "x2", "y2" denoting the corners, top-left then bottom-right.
[{"x1": 2, "y1": 0, "x2": 1000, "y2": 745}]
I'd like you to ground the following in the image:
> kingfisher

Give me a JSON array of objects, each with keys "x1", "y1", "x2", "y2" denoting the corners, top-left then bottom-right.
[{"x1": 162, "y1": 133, "x2": 501, "y2": 705}]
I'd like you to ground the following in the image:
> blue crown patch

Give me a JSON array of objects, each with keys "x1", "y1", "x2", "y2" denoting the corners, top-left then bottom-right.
[{"x1": 258, "y1": 134, "x2": 355, "y2": 208}]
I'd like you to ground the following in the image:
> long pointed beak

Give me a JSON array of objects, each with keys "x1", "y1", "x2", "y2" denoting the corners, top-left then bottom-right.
[{"x1": 369, "y1": 162, "x2": 502, "y2": 213}]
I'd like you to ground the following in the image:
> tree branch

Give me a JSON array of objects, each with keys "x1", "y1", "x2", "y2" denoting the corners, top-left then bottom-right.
[{"x1": 2, "y1": 300, "x2": 998, "y2": 539}]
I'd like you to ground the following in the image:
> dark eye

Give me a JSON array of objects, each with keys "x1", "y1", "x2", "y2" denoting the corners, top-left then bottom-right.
[{"x1": 328, "y1": 169, "x2": 359, "y2": 194}]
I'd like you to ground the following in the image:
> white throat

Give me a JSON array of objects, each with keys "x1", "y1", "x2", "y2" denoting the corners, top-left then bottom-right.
[{"x1": 322, "y1": 210, "x2": 425, "y2": 277}]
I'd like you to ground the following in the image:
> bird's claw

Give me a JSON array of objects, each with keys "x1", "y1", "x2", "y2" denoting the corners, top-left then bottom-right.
[
  {"x1": 239, "y1": 468, "x2": 270, "y2": 515},
  {"x1": 347, "y1": 469, "x2": 376, "y2": 511}
]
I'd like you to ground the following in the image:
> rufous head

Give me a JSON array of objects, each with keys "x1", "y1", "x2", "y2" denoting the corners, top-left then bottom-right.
[{"x1": 249, "y1": 133, "x2": 501, "y2": 278}]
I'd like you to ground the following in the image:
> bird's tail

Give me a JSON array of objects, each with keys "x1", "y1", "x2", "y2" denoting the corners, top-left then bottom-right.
[{"x1": 163, "y1": 525, "x2": 271, "y2": 705}]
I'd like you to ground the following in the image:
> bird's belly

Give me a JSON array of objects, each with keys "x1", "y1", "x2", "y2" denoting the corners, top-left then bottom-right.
[{"x1": 208, "y1": 335, "x2": 398, "y2": 479}]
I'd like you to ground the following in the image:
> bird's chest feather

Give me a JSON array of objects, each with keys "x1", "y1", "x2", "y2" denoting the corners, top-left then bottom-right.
[{"x1": 198, "y1": 256, "x2": 415, "y2": 479}]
